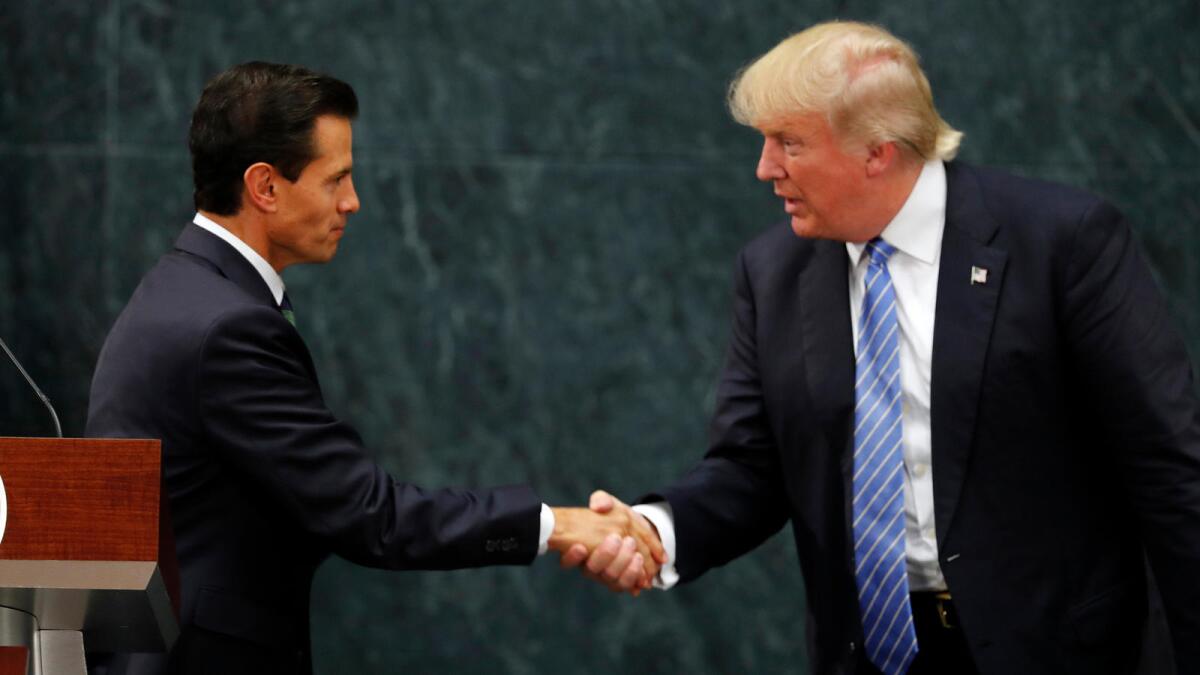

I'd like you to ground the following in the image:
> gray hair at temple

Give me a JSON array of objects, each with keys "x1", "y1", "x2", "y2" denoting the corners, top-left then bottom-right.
[{"x1": 728, "y1": 21, "x2": 963, "y2": 161}]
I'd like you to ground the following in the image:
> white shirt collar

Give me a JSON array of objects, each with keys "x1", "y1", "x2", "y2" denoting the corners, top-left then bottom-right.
[
  {"x1": 846, "y1": 160, "x2": 947, "y2": 266},
  {"x1": 192, "y1": 212, "x2": 287, "y2": 305}
]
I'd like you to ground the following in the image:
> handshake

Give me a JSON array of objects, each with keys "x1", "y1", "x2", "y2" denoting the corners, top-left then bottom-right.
[{"x1": 548, "y1": 491, "x2": 666, "y2": 596}]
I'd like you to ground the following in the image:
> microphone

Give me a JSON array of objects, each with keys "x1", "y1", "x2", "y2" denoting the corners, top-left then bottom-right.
[{"x1": 0, "y1": 336, "x2": 63, "y2": 438}]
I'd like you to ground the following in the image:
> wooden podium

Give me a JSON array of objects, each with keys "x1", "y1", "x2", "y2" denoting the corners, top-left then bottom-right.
[{"x1": 0, "y1": 438, "x2": 179, "y2": 675}]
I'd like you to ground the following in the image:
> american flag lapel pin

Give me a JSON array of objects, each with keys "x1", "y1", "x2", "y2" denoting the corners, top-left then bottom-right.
[{"x1": 970, "y1": 266, "x2": 988, "y2": 285}]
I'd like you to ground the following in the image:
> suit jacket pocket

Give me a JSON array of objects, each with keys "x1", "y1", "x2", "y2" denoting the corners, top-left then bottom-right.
[
  {"x1": 193, "y1": 586, "x2": 298, "y2": 651},
  {"x1": 1067, "y1": 583, "x2": 1136, "y2": 646}
]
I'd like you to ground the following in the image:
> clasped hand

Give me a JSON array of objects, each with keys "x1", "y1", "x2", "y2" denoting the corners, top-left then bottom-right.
[{"x1": 549, "y1": 490, "x2": 665, "y2": 596}]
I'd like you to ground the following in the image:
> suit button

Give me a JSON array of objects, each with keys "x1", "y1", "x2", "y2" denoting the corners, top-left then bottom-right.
[
  {"x1": 849, "y1": 641, "x2": 856, "y2": 653},
  {"x1": 485, "y1": 540, "x2": 498, "y2": 552},
  {"x1": 502, "y1": 538, "x2": 517, "y2": 552}
]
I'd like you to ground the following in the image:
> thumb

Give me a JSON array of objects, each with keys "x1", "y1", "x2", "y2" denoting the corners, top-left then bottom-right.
[{"x1": 589, "y1": 489, "x2": 615, "y2": 513}]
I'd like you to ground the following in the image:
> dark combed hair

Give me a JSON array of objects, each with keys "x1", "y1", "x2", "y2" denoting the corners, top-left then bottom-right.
[{"x1": 188, "y1": 62, "x2": 358, "y2": 216}]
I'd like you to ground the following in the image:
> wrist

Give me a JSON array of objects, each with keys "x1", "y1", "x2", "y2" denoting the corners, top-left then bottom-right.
[{"x1": 547, "y1": 506, "x2": 581, "y2": 552}]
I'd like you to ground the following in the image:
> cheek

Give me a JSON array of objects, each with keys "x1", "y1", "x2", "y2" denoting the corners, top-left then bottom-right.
[
  {"x1": 297, "y1": 193, "x2": 330, "y2": 224},
  {"x1": 816, "y1": 169, "x2": 855, "y2": 203},
  {"x1": 782, "y1": 159, "x2": 821, "y2": 189}
]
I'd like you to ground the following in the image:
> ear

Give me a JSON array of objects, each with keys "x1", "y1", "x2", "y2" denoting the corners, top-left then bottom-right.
[
  {"x1": 242, "y1": 162, "x2": 278, "y2": 213},
  {"x1": 864, "y1": 141, "x2": 899, "y2": 178}
]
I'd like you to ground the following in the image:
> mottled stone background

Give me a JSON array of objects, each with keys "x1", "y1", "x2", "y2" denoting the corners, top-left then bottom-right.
[{"x1": 2, "y1": 1, "x2": 1198, "y2": 672}]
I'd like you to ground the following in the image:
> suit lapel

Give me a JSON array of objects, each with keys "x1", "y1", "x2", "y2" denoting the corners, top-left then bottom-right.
[
  {"x1": 174, "y1": 223, "x2": 280, "y2": 309},
  {"x1": 173, "y1": 223, "x2": 320, "y2": 380},
  {"x1": 930, "y1": 163, "x2": 1008, "y2": 544},
  {"x1": 796, "y1": 239, "x2": 856, "y2": 481}
]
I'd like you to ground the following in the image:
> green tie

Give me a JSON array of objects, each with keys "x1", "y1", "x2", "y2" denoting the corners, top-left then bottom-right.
[{"x1": 280, "y1": 293, "x2": 296, "y2": 327}]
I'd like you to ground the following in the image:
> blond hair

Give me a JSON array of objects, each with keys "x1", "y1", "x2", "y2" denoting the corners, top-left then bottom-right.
[{"x1": 728, "y1": 21, "x2": 962, "y2": 161}]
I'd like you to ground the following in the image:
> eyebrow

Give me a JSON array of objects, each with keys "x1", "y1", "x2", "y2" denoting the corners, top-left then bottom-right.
[
  {"x1": 759, "y1": 125, "x2": 798, "y2": 139},
  {"x1": 761, "y1": 129, "x2": 803, "y2": 143}
]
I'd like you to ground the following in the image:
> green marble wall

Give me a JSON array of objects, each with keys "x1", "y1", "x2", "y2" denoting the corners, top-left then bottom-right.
[{"x1": 2, "y1": 1, "x2": 1198, "y2": 672}]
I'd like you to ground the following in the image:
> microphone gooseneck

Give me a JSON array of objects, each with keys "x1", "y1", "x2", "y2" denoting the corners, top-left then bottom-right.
[{"x1": 0, "y1": 336, "x2": 63, "y2": 438}]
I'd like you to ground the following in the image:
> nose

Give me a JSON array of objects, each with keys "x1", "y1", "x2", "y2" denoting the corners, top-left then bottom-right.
[
  {"x1": 756, "y1": 137, "x2": 785, "y2": 182},
  {"x1": 339, "y1": 177, "x2": 361, "y2": 214}
]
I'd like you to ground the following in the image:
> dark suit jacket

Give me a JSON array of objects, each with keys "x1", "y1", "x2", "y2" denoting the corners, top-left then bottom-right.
[
  {"x1": 652, "y1": 162, "x2": 1200, "y2": 674},
  {"x1": 86, "y1": 224, "x2": 541, "y2": 675}
]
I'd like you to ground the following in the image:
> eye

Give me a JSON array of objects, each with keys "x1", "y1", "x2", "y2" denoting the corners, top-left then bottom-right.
[{"x1": 782, "y1": 137, "x2": 803, "y2": 153}]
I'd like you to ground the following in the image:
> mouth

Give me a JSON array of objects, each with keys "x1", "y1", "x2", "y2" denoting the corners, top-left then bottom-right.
[{"x1": 780, "y1": 196, "x2": 804, "y2": 215}]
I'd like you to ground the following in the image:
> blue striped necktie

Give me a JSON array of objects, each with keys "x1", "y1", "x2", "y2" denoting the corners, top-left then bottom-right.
[{"x1": 853, "y1": 238, "x2": 917, "y2": 674}]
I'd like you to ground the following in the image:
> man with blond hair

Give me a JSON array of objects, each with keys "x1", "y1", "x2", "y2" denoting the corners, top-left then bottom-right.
[{"x1": 563, "y1": 20, "x2": 1200, "y2": 675}]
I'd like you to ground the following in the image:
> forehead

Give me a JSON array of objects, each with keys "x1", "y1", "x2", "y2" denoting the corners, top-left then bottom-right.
[
  {"x1": 310, "y1": 114, "x2": 353, "y2": 159},
  {"x1": 755, "y1": 111, "x2": 832, "y2": 139}
]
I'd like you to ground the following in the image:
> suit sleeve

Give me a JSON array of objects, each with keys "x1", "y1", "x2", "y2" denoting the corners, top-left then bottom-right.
[
  {"x1": 1062, "y1": 200, "x2": 1200, "y2": 670},
  {"x1": 649, "y1": 249, "x2": 790, "y2": 583},
  {"x1": 194, "y1": 304, "x2": 541, "y2": 570}
]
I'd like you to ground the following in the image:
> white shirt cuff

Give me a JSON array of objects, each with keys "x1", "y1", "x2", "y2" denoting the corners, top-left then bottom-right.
[
  {"x1": 632, "y1": 501, "x2": 679, "y2": 589},
  {"x1": 537, "y1": 503, "x2": 554, "y2": 555}
]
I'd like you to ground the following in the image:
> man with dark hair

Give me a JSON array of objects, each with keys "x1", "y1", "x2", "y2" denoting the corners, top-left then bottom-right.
[
  {"x1": 188, "y1": 62, "x2": 361, "y2": 217},
  {"x1": 86, "y1": 62, "x2": 662, "y2": 675}
]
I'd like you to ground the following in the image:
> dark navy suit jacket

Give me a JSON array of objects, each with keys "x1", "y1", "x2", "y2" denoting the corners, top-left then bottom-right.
[
  {"x1": 86, "y1": 224, "x2": 541, "y2": 674},
  {"x1": 651, "y1": 162, "x2": 1200, "y2": 674}
]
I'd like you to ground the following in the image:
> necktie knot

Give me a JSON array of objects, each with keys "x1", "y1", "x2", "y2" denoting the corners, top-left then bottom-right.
[{"x1": 865, "y1": 238, "x2": 897, "y2": 267}]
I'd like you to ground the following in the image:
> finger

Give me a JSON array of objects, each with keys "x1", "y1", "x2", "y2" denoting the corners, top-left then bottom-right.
[
  {"x1": 602, "y1": 536, "x2": 637, "y2": 582},
  {"x1": 625, "y1": 528, "x2": 662, "y2": 578},
  {"x1": 589, "y1": 490, "x2": 615, "y2": 513},
  {"x1": 616, "y1": 552, "x2": 644, "y2": 591},
  {"x1": 581, "y1": 567, "x2": 633, "y2": 596},
  {"x1": 585, "y1": 534, "x2": 622, "y2": 575},
  {"x1": 638, "y1": 549, "x2": 659, "y2": 577},
  {"x1": 631, "y1": 513, "x2": 666, "y2": 564},
  {"x1": 560, "y1": 542, "x2": 589, "y2": 569}
]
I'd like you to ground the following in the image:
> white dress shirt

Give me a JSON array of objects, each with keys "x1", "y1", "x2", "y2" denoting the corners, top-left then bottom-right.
[
  {"x1": 191, "y1": 213, "x2": 556, "y2": 554},
  {"x1": 637, "y1": 160, "x2": 949, "y2": 591},
  {"x1": 193, "y1": 212, "x2": 286, "y2": 304}
]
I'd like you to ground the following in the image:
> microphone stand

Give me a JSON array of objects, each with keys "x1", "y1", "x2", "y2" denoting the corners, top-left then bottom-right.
[{"x1": 0, "y1": 336, "x2": 63, "y2": 438}]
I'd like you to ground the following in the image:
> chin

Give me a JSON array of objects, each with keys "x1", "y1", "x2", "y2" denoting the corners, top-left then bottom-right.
[
  {"x1": 307, "y1": 247, "x2": 339, "y2": 265},
  {"x1": 789, "y1": 217, "x2": 822, "y2": 240}
]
